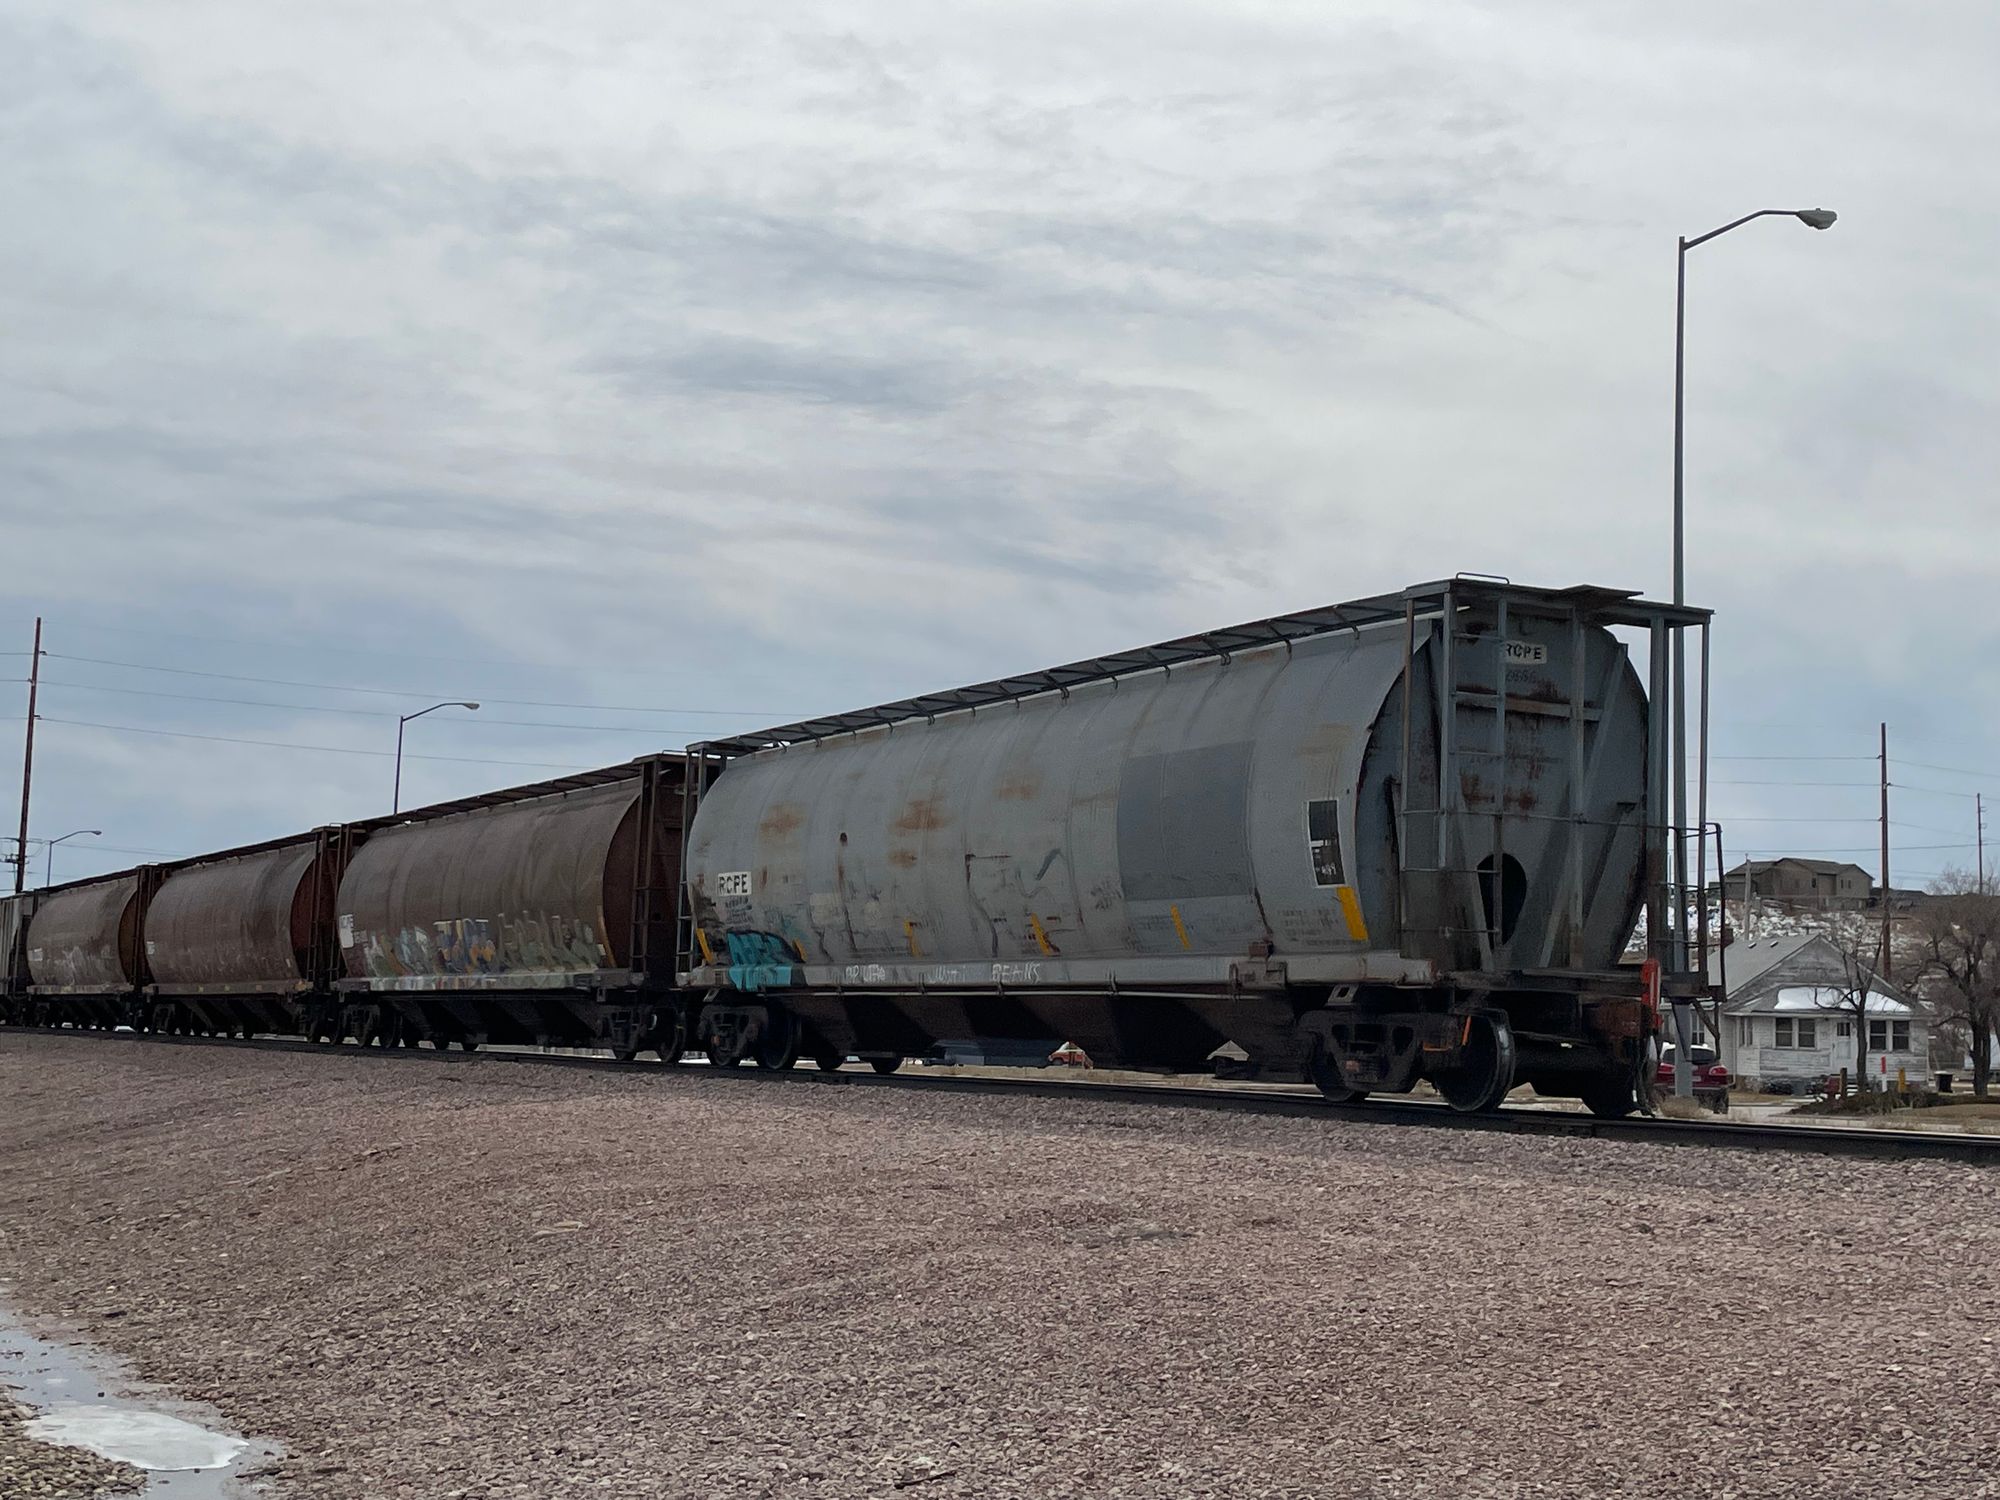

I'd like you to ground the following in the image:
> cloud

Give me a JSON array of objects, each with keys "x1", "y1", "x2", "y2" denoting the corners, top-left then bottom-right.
[{"x1": 0, "y1": 0, "x2": 1995, "y2": 883}]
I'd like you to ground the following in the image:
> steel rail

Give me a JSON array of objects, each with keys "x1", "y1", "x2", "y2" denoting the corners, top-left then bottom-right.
[{"x1": 10, "y1": 1025, "x2": 1998, "y2": 1165}]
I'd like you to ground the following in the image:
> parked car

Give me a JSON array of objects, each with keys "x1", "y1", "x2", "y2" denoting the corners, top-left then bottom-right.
[{"x1": 1657, "y1": 1044, "x2": 1730, "y2": 1111}]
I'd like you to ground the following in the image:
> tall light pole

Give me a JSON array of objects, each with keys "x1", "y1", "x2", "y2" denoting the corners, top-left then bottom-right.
[
  {"x1": 1671, "y1": 206, "x2": 1836, "y2": 1098},
  {"x1": 393, "y1": 702, "x2": 480, "y2": 813},
  {"x1": 45, "y1": 828, "x2": 101, "y2": 888}
]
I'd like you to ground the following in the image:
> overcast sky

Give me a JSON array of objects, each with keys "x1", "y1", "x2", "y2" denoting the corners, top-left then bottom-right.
[{"x1": 3, "y1": 0, "x2": 1995, "y2": 888}]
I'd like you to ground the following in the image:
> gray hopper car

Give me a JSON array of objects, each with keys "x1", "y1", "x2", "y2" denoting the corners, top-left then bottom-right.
[{"x1": 683, "y1": 578, "x2": 1707, "y2": 1115}]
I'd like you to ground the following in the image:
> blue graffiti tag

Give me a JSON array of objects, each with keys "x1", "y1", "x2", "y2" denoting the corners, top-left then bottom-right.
[{"x1": 725, "y1": 931, "x2": 798, "y2": 992}]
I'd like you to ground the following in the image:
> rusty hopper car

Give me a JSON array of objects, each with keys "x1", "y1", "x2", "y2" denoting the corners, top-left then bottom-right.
[
  {"x1": 682, "y1": 579, "x2": 1709, "y2": 1115},
  {"x1": 17, "y1": 872, "x2": 153, "y2": 1029},
  {"x1": 0, "y1": 891, "x2": 38, "y2": 1018},
  {"x1": 328, "y1": 761, "x2": 682, "y2": 1055},
  {"x1": 142, "y1": 834, "x2": 342, "y2": 1038}
]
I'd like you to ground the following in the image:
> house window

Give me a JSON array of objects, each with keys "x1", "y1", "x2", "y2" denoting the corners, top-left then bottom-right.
[
  {"x1": 1796, "y1": 1019, "x2": 1817, "y2": 1049},
  {"x1": 1738, "y1": 1018, "x2": 1754, "y2": 1047},
  {"x1": 1836, "y1": 1022, "x2": 1851, "y2": 1037},
  {"x1": 1773, "y1": 1018, "x2": 1817, "y2": 1049},
  {"x1": 1775, "y1": 1018, "x2": 1793, "y2": 1048},
  {"x1": 1869, "y1": 1019, "x2": 1912, "y2": 1052}
]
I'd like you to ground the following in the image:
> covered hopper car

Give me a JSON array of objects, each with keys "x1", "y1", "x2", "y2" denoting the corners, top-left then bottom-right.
[{"x1": 1, "y1": 579, "x2": 1714, "y2": 1117}]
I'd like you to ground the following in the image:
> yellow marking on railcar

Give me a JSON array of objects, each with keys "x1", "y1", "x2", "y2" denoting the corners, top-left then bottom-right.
[
  {"x1": 1169, "y1": 903, "x2": 1192, "y2": 950},
  {"x1": 793, "y1": 938, "x2": 808, "y2": 963},
  {"x1": 695, "y1": 928, "x2": 716, "y2": 965},
  {"x1": 1028, "y1": 913, "x2": 1055, "y2": 956},
  {"x1": 1335, "y1": 885, "x2": 1369, "y2": 942},
  {"x1": 904, "y1": 920, "x2": 922, "y2": 958}
]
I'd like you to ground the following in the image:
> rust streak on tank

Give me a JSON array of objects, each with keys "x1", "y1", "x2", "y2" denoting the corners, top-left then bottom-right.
[
  {"x1": 759, "y1": 803, "x2": 807, "y2": 839},
  {"x1": 893, "y1": 796, "x2": 951, "y2": 833}
]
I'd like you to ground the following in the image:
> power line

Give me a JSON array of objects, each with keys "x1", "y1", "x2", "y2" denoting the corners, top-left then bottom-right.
[
  {"x1": 43, "y1": 653, "x2": 784, "y2": 718},
  {"x1": 1710, "y1": 779, "x2": 1876, "y2": 788},
  {"x1": 1720, "y1": 817, "x2": 1880, "y2": 824},
  {"x1": 46, "y1": 842, "x2": 191, "y2": 859},
  {"x1": 31, "y1": 716, "x2": 605, "y2": 771},
  {"x1": 1719, "y1": 820, "x2": 1972, "y2": 842},
  {"x1": 33, "y1": 679, "x2": 717, "y2": 735},
  {"x1": 1728, "y1": 848, "x2": 1976, "y2": 856},
  {"x1": 1893, "y1": 757, "x2": 1994, "y2": 781},
  {"x1": 1712, "y1": 754, "x2": 1875, "y2": 762},
  {"x1": 1, "y1": 614, "x2": 642, "y2": 674}
]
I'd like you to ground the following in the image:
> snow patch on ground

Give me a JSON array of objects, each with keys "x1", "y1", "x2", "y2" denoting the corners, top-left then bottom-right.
[{"x1": 26, "y1": 1405, "x2": 246, "y2": 1471}]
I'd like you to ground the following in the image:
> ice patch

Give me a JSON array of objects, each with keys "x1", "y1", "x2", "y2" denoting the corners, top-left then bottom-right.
[
  {"x1": 1, "y1": 1295, "x2": 279, "y2": 1496},
  {"x1": 27, "y1": 1404, "x2": 247, "y2": 1471}
]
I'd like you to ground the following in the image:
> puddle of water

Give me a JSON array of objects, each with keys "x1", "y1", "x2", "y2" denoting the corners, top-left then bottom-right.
[
  {"x1": 27, "y1": 1405, "x2": 247, "y2": 1470},
  {"x1": 0, "y1": 1286, "x2": 279, "y2": 1497}
]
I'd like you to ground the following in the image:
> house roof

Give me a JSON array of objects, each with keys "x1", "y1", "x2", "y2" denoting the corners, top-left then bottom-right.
[
  {"x1": 1706, "y1": 931, "x2": 1818, "y2": 992},
  {"x1": 1767, "y1": 986, "x2": 1914, "y2": 1016},
  {"x1": 1723, "y1": 857, "x2": 1870, "y2": 879},
  {"x1": 1708, "y1": 930, "x2": 1923, "y2": 1012}
]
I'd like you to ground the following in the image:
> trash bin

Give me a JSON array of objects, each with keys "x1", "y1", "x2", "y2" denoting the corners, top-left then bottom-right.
[{"x1": 1937, "y1": 1072, "x2": 1954, "y2": 1093}]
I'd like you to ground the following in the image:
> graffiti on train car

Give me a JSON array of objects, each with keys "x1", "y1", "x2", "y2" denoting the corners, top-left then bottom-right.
[
  {"x1": 838, "y1": 960, "x2": 1046, "y2": 986},
  {"x1": 723, "y1": 931, "x2": 799, "y2": 991},
  {"x1": 343, "y1": 911, "x2": 609, "y2": 979},
  {"x1": 26, "y1": 944, "x2": 113, "y2": 987}
]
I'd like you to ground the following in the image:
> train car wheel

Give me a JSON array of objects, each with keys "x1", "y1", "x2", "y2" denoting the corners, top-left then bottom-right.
[
  {"x1": 1580, "y1": 1078, "x2": 1638, "y2": 1119},
  {"x1": 704, "y1": 1023, "x2": 748, "y2": 1068},
  {"x1": 753, "y1": 1010, "x2": 801, "y2": 1072},
  {"x1": 651, "y1": 1008, "x2": 689, "y2": 1065},
  {"x1": 813, "y1": 1050, "x2": 846, "y2": 1073},
  {"x1": 869, "y1": 1055, "x2": 903, "y2": 1076},
  {"x1": 1431, "y1": 1014, "x2": 1516, "y2": 1113},
  {"x1": 1306, "y1": 1049, "x2": 1370, "y2": 1104}
]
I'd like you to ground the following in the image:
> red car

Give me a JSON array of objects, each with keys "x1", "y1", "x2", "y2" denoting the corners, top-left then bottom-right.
[{"x1": 1657, "y1": 1044, "x2": 1731, "y2": 1111}]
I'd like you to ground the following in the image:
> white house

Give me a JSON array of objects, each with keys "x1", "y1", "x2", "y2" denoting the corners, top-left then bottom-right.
[{"x1": 1704, "y1": 932, "x2": 1930, "y2": 1092}]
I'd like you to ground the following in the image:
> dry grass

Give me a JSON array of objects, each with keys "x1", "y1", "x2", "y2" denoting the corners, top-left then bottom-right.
[
  {"x1": 1864, "y1": 1110, "x2": 2000, "y2": 1134},
  {"x1": 1924, "y1": 1100, "x2": 2000, "y2": 1120},
  {"x1": 1656, "y1": 1095, "x2": 1713, "y2": 1121}
]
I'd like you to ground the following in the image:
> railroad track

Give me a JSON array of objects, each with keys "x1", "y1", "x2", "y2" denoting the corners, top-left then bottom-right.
[{"x1": 12, "y1": 1025, "x2": 1999, "y2": 1164}]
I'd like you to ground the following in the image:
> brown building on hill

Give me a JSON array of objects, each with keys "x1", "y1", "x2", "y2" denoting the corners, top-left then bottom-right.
[{"x1": 1719, "y1": 857, "x2": 1874, "y2": 911}]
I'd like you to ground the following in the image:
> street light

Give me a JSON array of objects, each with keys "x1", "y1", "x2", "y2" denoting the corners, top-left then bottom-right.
[
  {"x1": 393, "y1": 702, "x2": 480, "y2": 813},
  {"x1": 1669, "y1": 206, "x2": 1836, "y2": 1098},
  {"x1": 45, "y1": 828, "x2": 102, "y2": 888}
]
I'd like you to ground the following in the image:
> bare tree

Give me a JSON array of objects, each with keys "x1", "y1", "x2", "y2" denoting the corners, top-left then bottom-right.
[
  {"x1": 1812, "y1": 914, "x2": 1891, "y2": 1095},
  {"x1": 1912, "y1": 869, "x2": 2000, "y2": 1099}
]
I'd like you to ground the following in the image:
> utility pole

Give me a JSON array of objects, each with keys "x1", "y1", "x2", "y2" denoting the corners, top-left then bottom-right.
[
  {"x1": 11, "y1": 617, "x2": 40, "y2": 896},
  {"x1": 1878, "y1": 721, "x2": 1891, "y2": 980},
  {"x1": 1979, "y1": 792, "x2": 1987, "y2": 894}
]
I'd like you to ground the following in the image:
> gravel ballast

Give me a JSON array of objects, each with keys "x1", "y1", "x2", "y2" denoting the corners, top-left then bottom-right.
[{"x1": 0, "y1": 1033, "x2": 1995, "y2": 1499}]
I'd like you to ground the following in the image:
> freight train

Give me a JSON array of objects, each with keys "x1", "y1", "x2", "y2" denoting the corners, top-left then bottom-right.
[{"x1": 0, "y1": 579, "x2": 1713, "y2": 1117}]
